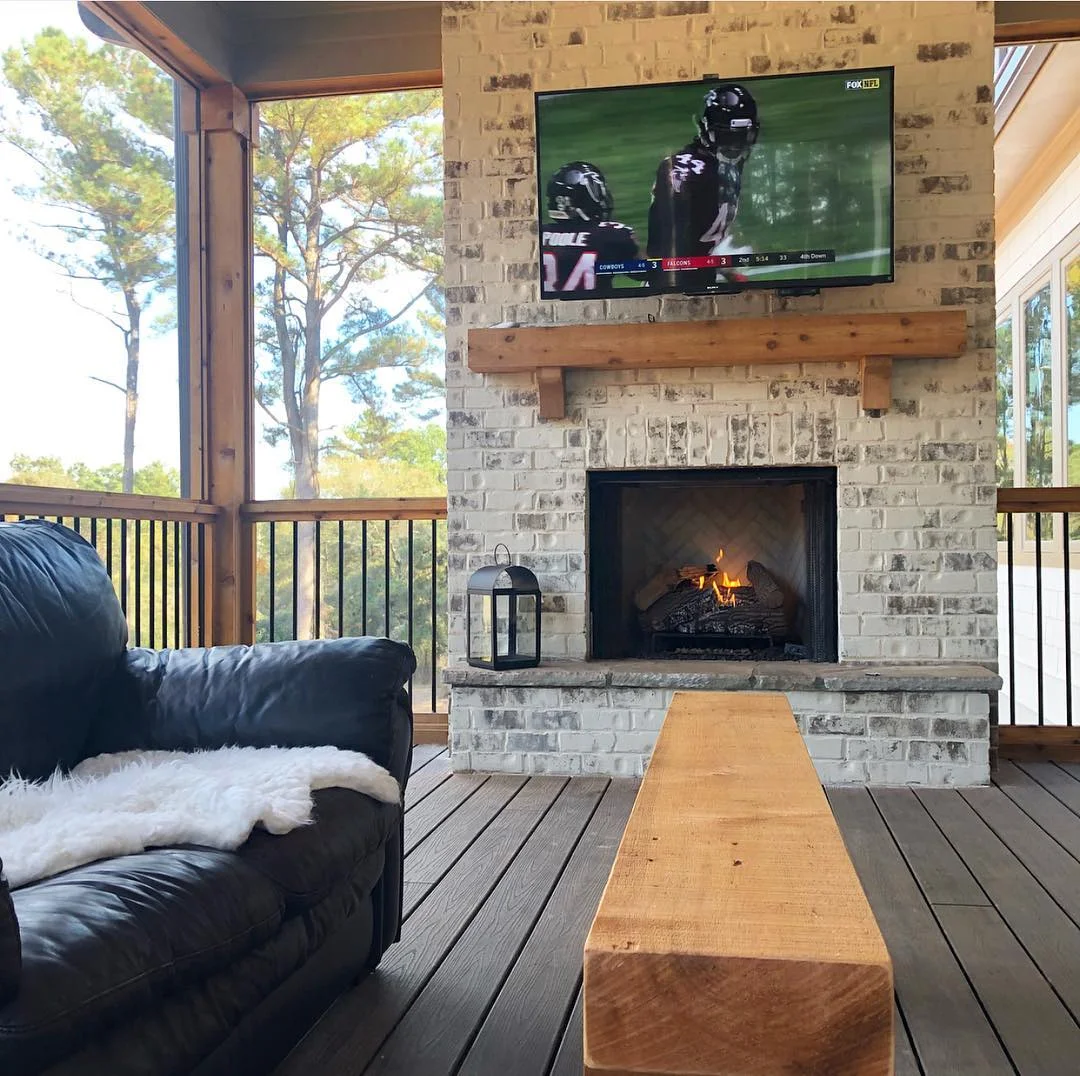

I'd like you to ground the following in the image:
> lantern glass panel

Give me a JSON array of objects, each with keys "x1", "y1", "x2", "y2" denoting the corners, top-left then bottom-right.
[
  {"x1": 469, "y1": 594, "x2": 493, "y2": 664},
  {"x1": 495, "y1": 593, "x2": 511, "y2": 657},
  {"x1": 514, "y1": 594, "x2": 538, "y2": 657}
]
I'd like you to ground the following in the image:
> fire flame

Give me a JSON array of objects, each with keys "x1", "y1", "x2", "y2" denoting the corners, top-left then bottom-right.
[{"x1": 694, "y1": 563, "x2": 744, "y2": 606}]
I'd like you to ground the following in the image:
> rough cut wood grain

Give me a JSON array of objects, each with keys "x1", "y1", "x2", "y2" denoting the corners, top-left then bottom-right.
[
  {"x1": 583, "y1": 692, "x2": 893, "y2": 1075},
  {"x1": 537, "y1": 366, "x2": 566, "y2": 420},
  {"x1": 860, "y1": 355, "x2": 893, "y2": 411},
  {"x1": 468, "y1": 310, "x2": 966, "y2": 372}
]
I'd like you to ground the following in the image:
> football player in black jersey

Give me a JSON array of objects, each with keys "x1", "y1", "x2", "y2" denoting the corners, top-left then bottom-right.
[
  {"x1": 541, "y1": 161, "x2": 642, "y2": 298},
  {"x1": 647, "y1": 84, "x2": 760, "y2": 290}
]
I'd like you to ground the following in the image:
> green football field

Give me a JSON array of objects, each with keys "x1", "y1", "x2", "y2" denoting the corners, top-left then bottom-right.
[{"x1": 537, "y1": 69, "x2": 893, "y2": 287}]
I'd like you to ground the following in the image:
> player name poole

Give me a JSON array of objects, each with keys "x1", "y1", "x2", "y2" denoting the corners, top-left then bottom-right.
[{"x1": 542, "y1": 230, "x2": 591, "y2": 247}]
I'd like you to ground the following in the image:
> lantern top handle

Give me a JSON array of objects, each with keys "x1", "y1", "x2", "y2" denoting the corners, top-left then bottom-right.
[{"x1": 493, "y1": 543, "x2": 511, "y2": 565}]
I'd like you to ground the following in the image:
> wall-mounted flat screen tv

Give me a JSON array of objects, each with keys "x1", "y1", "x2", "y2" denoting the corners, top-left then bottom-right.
[{"x1": 535, "y1": 66, "x2": 894, "y2": 299}]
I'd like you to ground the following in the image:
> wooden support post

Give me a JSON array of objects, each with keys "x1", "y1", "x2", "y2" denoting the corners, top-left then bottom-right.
[
  {"x1": 203, "y1": 84, "x2": 254, "y2": 645},
  {"x1": 537, "y1": 366, "x2": 566, "y2": 420},
  {"x1": 860, "y1": 356, "x2": 893, "y2": 412}
]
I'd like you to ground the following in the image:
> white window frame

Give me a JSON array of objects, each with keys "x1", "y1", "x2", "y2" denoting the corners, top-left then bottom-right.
[{"x1": 997, "y1": 224, "x2": 1080, "y2": 558}]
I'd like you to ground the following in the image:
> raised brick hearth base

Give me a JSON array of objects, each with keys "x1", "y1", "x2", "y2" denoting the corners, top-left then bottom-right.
[{"x1": 446, "y1": 662, "x2": 998, "y2": 785}]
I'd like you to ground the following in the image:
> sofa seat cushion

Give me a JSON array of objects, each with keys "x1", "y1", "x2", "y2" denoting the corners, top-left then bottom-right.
[
  {"x1": 235, "y1": 787, "x2": 400, "y2": 916},
  {"x1": 31, "y1": 890, "x2": 378, "y2": 1076},
  {"x1": 0, "y1": 848, "x2": 284, "y2": 1074}
]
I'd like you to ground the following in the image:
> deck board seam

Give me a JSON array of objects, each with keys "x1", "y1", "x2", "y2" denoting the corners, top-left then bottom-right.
[
  {"x1": 448, "y1": 779, "x2": 611, "y2": 1076},
  {"x1": 917, "y1": 788, "x2": 1080, "y2": 1051},
  {"x1": 960, "y1": 786, "x2": 1080, "y2": 930},
  {"x1": 405, "y1": 776, "x2": 491, "y2": 856},
  {"x1": 402, "y1": 777, "x2": 532, "y2": 923},
  {"x1": 542, "y1": 978, "x2": 583, "y2": 1076},
  {"x1": 991, "y1": 764, "x2": 1080, "y2": 866},
  {"x1": 364, "y1": 778, "x2": 573, "y2": 1071},
  {"x1": 1010, "y1": 760, "x2": 1080, "y2": 825},
  {"x1": 866, "y1": 788, "x2": 1013, "y2": 1073}
]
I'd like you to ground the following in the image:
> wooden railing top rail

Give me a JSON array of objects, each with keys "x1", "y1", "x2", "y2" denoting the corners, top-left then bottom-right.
[
  {"x1": 0, "y1": 484, "x2": 221, "y2": 523},
  {"x1": 241, "y1": 497, "x2": 447, "y2": 522},
  {"x1": 997, "y1": 487, "x2": 1080, "y2": 513}
]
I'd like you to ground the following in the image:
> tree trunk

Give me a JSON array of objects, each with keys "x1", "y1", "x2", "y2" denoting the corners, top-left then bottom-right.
[{"x1": 122, "y1": 294, "x2": 141, "y2": 494}]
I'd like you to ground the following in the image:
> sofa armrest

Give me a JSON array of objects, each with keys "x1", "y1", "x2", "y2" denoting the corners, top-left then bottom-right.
[
  {"x1": 88, "y1": 637, "x2": 415, "y2": 785},
  {"x1": 0, "y1": 856, "x2": 19, "y2": 1004}
]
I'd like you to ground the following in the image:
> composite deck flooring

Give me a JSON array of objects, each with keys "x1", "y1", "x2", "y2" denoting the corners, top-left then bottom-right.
[{"x1": 278, "y1": 749, "x2": 1080, "y2": 1076}]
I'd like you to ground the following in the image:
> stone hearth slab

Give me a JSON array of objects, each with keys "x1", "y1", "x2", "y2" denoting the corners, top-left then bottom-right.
[{"x1": 444, "y1": 661, "x2": 1001, "y2": 694}]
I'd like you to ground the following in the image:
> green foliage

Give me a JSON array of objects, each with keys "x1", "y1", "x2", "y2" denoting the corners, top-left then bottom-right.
[
  {"x1": 995, "y1": 320, "x2": 1014, "y2": 488},
  {"x1": 5, "y1": 454, "x2": 180, "y2": 495},
  {"x1": 321, "y1": 414, "x2": 447, "y2": 498},
  {"x1": 1024, "y1": 284, "x2": 1054, "y2": 488},
  {"x1": 1, "y1": 29, "x2": 176, "y2": 491}
]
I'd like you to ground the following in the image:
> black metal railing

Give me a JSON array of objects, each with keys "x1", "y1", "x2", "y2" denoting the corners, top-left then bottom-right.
[
  {"x1": 0, "y1": 486, "x2": 218, "y2": 648},
  {"x1": 244, "y1": 498, "x2": 448, "y2": 714},
  {"x1": 998, "y1": 487, "x2": 1080, "y2": 727}
]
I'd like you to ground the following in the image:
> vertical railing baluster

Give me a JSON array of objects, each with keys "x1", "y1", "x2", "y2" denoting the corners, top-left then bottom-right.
[
  {"x1": 384, "y1": 519, "x2": 391, "y2": 638},
  {"x1": 148, "y1": 520, "x2": 156, "y2": 648},
  {"x1": 1007, "y1": 513, "x2": 1016, "y2": 725},
  {"x1": 407, "y1": 519, "x2": 414, "y2": 702},
  {"x1": 161, "y1": 520, "x2": 169, "y2": 650},
  {"x1": 106, "y1": 518, "x2": 115, "y2": 584},
  {"x1": 72, "y1": 516, "x2": 81, "y2": 539},
  {"x1": 1066, "y1": 512, "x2": 1073, "y2": 728},
  {"x1": 1035, "y1": 512, "x2": 1045, "y2": 726},
  {"x1": 314, "y1": 519, "x2": 322, "y2": 640},
  {"x1": 134, "y1": 519, "x2": 142, "y2": 647},
  {"x1": 90, "y1": 517, "x2": 98, "y2": 558},
  {"x1": 173, "y1": 521, "x2": 181, "y2": 648},
  {"x1": 338, "y1": 519, "x2": 345, "y2": 639},
  {"x1": 291, "y1": 521, "x2": 299, "y2": 640},
  {"x1": 120, "y1": 518, "x2": 129, "y2": 622},
  {"x1": 197, "y1": 524, "x2": 206, "y2": 647},
  {"x1": 362, "y1": 520, "x2": 368, "y2": 635},
  {"x1": 432, "y1": 518, "x2": 438, "y2": 715},
  {"x1": 184, "y1": 522, "x2": 194, "y2": 647},
  {"x1": 268, "y1": 522, "x2": 276, "y2": 643}
]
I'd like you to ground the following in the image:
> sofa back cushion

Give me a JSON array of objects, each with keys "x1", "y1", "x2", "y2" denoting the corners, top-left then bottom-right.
[{"x1": 0, "y1": 521, "x2": 128, "y2": 780}]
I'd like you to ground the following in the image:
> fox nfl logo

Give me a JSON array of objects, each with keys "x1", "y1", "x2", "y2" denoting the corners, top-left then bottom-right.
[{"x1": 845, "y1": 77, "x2": 881, "y2": 90}]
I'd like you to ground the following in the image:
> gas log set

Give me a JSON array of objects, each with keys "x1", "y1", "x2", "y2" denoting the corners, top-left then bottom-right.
[{"x1": 634, "y1": 550, "x2": 803, "y2": 660}]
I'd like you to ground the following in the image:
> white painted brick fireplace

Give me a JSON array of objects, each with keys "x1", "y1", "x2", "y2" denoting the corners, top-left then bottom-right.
[{"x1": 441, "y1": 1, "x2": 1001, "y2": 785}]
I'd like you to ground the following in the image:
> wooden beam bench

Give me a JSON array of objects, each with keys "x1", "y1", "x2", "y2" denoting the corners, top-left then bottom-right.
[{"x1": 583, "y1": 692, "x2": 894, "y2": 1075}]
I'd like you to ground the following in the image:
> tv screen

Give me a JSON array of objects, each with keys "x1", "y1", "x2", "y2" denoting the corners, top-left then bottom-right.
[{"x1": 535, "y1": 66, "x2": 894, "y2": 300}]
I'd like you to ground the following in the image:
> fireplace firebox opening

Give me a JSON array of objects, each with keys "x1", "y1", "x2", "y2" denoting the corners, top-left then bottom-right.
[{"x1": 587, "y1": 467, "x2": 838, "y2": 662}]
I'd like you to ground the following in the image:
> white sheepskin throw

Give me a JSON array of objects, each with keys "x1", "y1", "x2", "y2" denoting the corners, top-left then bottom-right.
[{"x1": 0, "y1": 746, "x2": 400, "y2": 890}]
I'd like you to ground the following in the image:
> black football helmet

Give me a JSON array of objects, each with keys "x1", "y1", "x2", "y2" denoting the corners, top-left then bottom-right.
[
  {"x1": 696, "y1": 84, "x2": 759, "y2": 159},
  {"x1": 546, "y1": 161, "x2": 614, "y2": 222}
]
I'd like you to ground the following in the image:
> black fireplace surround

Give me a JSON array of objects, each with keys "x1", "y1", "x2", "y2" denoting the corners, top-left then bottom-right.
[{"x1": 587, "y1": 467, "x2": 838, "y2": 662}]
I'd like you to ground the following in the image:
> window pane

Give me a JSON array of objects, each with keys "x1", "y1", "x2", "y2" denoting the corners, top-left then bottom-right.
[
  {"x1": 1068, "y1": 255, "x2": 1080, "y2": 483},
  {"x1": 1069, "y1": 256, "x2": 1080, "y2": 541},
  {"x1": 0, "y1": 7, "x2": 181, "y2": 495},
  {"x1": 996, "y1": 318, "x2": 1015, "y2": 488},
  {"x1": 251, "y1": 92, "x2": 445, "y2": 501},
  {"x1": 1024, "y1": 283, "x2": 1054, "y2": 487}
]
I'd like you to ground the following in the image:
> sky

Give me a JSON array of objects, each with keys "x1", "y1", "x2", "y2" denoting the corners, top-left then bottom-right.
[{"x1": 0, "y1": 1, "x2": 441, "y2": 500}]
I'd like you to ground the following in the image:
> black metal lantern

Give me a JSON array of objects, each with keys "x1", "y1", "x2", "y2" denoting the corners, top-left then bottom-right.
[{"x1": 466, "y1": 544, "x2": 542, "y2": 670}]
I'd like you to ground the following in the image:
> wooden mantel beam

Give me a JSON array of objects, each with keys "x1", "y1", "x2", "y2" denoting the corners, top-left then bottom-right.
[{"x1": 467, "y1": 309, "x2": 967, "y2": 418}]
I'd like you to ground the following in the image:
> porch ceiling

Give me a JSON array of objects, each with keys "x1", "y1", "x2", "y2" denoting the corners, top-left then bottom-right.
[{"x1": 90, "y1": 1, "x2": 1080, "y2": 97}]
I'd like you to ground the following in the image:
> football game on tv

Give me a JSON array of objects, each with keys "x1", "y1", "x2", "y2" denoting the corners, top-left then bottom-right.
[{"x1": 535, "y1": 67, "x2": 894, "y2": 299}]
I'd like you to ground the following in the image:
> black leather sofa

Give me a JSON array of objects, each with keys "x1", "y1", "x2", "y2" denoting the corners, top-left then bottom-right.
[{"x1": 0, "y1": 519, "x2": 416, "y2": 1075}]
